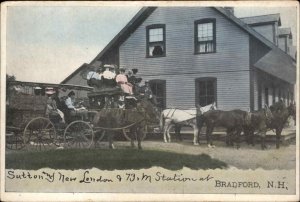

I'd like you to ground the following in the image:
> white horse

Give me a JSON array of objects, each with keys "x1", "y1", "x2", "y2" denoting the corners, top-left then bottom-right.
[{"x1": 160, "y1": 103, "x2": 216, "y2": 145}]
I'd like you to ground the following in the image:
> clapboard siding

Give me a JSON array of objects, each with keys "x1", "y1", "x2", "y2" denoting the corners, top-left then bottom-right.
[
  {"x1": 120, "y1": 7, "x2": 250, "y2": 110},
  {"x1": 141, "y1": 71, "x2": 250, "y2": 110}
]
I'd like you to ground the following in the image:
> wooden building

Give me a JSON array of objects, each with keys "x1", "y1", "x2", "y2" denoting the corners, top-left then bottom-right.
[{"x1": 62, "y1": 7, "x2": 296, "y2": 111}]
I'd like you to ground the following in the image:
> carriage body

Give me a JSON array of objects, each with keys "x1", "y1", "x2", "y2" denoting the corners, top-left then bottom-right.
[
  {"x1": 6, "y1": 78, "x2": 159, "y2": 150},
  {"x1": 7, "y1": 93, "x2": 48, "y2": 128},
  {"x1": 6, "y1": 80, "x2": 95, "y2": 150}
]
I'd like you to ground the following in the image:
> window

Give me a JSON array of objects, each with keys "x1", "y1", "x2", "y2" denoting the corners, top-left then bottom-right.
[
  {"x1": 146, "y1": 24, "x2": 166, "y2": 57},
  {"x1": 149, "y1": 80, "x2": 166, "y2": 109},
  {"x1": 194, "y1": 19, "x2": 216, "y2": 54},
  {"x1": 195, "y1": 77, "x2": 217, "y2": 106}
]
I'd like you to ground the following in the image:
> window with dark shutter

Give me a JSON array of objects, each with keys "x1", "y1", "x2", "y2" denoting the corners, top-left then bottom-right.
[
  {"x1": 149, "y1": 79, "x2": 166, "y2": 109},
  {"x1": 146, "y1": 24, "x2": 166, "y2": 57},
  {"x1": 195, "y1": 77, "x2": 217, "y2": 107}
]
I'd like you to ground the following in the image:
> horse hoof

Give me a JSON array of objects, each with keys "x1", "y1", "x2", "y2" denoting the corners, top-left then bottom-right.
[
  {"x1": 194, "y1": 142, "x2": 199, "y2": 146},
  {"x1": 208, "y1": 144, "x2": 215, "y2": 148}
]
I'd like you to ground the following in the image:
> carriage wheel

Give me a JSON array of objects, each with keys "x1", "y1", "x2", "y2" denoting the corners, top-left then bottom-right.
[
  {"x1": 23, "y1": 117, "x2": 57, "y2": 151},
  {"x1": 122, "y1": 126, "x2": 147, "y2": 141},
  {"x1": 63, "y1": 121, "x2": 94, "y2": 149},
  {"x1": 6, "y1": 132, "x2": 25, "y2": 150}
]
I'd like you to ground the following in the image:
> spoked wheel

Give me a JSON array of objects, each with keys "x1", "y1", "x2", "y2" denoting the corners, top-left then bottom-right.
[
  {"x1": 63, "y1": 121, "x2": 94, "y2": 149},
  {"x1": 6, "y1": 132, "x2": 25, "y2": 150},
  {"x1": 122, "y1": 126, "x2": 147, "y2": 141},
  {"x1": 23, "y1": 117, "x2": 57, "y2": 151}
]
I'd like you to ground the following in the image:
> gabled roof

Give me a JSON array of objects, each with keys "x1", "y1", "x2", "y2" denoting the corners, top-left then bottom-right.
[
  {"x1": 278, "y1": 27, "x2": 292, "y2": 36},
  {"x1": 90, "y1": 7, "x2": 156, "y2": 64},
  {"x1": 239, "y1": 13, "x2": 281, "y2": 26},
  {"x1": 61, "y1": 7, "x2": 156, "y2": 84},
  {"x1": 62, "y1": 7, "x2": 295, "y2": 84},
  {"x1": 214, "y1": 8, "x2": 293, "y2": 56}
]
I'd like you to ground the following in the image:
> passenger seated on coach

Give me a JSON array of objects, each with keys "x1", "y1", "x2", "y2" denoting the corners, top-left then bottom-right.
[
  {"x1": 116, "y1": 68, "x2": 133, "y2": 95},
  {"x1": 87, "y1": 66, "x2": 102, "y2": 88},
  {"x1": 127, "y1": 68, "x2": 142, "y2": 95},
  {"x1": 101, "y1": 65, "x2": 117, "y2": 87},
  {"x1": 139, "y1": 80, "x2": 158, "y2": 105},
  {"x1": 46, "y1": 88, "x2": 65, "y2": 123},
  {"x1": 65, "y1": 91, "x2": 89, "y2": 121}
]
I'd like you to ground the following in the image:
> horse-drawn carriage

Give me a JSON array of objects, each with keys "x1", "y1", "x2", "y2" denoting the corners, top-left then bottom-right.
[
  {"x1": 6, "y1": 80, "x2": 98, "y2": 150},
  {"x1": 6, "y1": 80, "x2": 159, "y2": 150}
]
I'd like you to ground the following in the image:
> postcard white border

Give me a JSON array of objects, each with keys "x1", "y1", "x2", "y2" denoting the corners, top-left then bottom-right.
[{"x1": 1, "y1": 1, "x2": 299, "y2": 201}]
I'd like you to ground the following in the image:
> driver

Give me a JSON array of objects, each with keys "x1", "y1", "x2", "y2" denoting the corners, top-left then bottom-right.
[{"x1": 65, "y1": 91, "x2": 89, "y2": 121}]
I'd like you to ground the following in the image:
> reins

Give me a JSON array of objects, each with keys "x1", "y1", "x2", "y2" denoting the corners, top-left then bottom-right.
[
  {"x1": 93, "y1": 100, "x2": 153, "y2": 131},
  {"x1": 94, "y1": 118, "x2": 145, "y2": 131}
]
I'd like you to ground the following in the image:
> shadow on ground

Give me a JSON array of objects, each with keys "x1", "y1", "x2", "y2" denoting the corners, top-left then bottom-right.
[{"x1": 6, "y1": 148, "x2": 227, "y2": 170}]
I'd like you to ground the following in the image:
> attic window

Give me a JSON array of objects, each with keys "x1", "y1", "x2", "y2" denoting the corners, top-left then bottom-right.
[
  {"x1": 194, "y1": 19, "x2": 216, "y2": 54},
  {"x1": 146, "y1": 24, "x2": 166, "y2": 57}
]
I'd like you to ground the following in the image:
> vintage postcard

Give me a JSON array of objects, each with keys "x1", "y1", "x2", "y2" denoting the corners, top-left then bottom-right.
[{"x1": 1, "y1": 1, "x2": 299, "y2": 201}]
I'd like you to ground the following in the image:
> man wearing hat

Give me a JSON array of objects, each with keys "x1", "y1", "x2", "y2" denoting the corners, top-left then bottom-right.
[
  {"x1": 142, "y1": 81, "x2": 153, "y2": 99},
  {"x1": 87, "y1": 66, "x2": 102, "y2": 87},
  {"x1": 46, "y1": 88, "x2": 65, "y2": 123},
  {"x1": 140, "y1": 81, "x2": 157, "y2": 105},
  {"x1": 65, "y1": 91, "x2": 88, "y2": 121}
]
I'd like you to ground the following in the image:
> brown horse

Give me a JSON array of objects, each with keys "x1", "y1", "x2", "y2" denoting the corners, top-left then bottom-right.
[
  {"x1": 92, "y1": 98, "x2": 159, "y2": 149},
  {"x1": 244, "y1": 100, "x2": 296, "y2": 149},
  {"x1": 197, "y1": 109, "x2": 251, "y2": 148},
  {"x1": 243, "y1": 108, "x2": 273, "y2": 149}
]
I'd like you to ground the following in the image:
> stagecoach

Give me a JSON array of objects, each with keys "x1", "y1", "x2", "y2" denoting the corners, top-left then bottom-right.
[
  {"x1": 6, "y1": 80, "x2": 158, "y2": 151},
  {"x1": 6, "y1": 80, "x2": 98, "y2": 150}
]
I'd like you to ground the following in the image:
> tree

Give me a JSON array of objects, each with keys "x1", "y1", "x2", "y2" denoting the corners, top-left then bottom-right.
[{"x1": 6, "y1": 74, "x2": 16, "y2": 82}]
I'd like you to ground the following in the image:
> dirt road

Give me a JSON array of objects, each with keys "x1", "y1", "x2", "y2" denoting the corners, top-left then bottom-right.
[{"x1": 108, "y1": 139, "x2": 296, "y2": 170}]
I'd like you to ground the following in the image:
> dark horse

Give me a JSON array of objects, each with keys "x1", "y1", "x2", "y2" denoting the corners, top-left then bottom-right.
[
  {"x1": 245, "y1": 100, "x2": 296, "y2": 149},
  {"x1": 92, "y1": 98, "x2": 159, "y2": 149},
  {"x1": 197, "y1": 109, "x2": 251, "y2": 148}
]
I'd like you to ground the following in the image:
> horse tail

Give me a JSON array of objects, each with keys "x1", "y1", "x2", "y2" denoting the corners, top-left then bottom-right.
[{"x1": 159, "y1": 111, "x2": 165, "y2": 131}]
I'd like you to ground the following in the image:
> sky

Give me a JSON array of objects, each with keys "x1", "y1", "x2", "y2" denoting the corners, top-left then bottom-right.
[{"x1": 5, "y1": 4, "x2": 298, "y2": 83}]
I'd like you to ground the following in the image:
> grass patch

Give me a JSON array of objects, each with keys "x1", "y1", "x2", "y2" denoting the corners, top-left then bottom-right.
[{"x1": 6, "y1": 148, "x2": 227, "y2": 170}]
